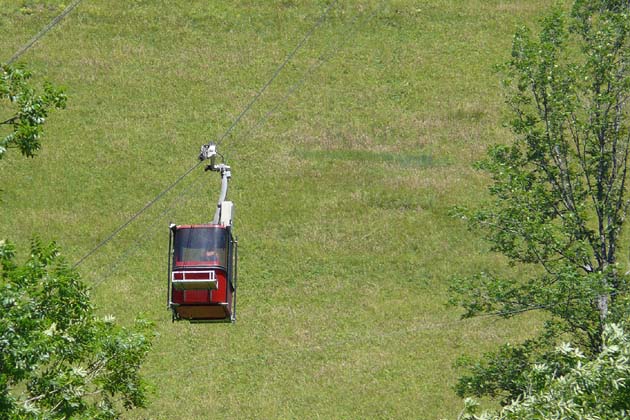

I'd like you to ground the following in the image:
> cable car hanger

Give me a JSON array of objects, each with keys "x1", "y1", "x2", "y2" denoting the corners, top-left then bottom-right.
[
  {"x1": 199, "y1": 143, "x2": 233, "y2": 226},
  {"x1": 167, "y1": 143, "x2": 238, "y2": 323}
]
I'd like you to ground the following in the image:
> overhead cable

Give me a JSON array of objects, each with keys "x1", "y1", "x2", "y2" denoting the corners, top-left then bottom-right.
[
  {"x1": 73, "y1": 1, "x2": 340, "y2": 268},
  {"x1": 84, "y1": 2, "x2": 383, "y2": 287},
  {"x1": 216, "y1": 0, "x2": 339, "y2": 146},
  {"x1": 72, "y1": 161, "x2": 202, "y2": 268},
  {"x1": 227, "y1": 1, "x2": 384, "y2": 162},
  {"x1": 89, "y1": 171, "x2": 207, "y2": 289},
  {"x1": 7, "y1": 0, "x2": 85, "y2": 65}
]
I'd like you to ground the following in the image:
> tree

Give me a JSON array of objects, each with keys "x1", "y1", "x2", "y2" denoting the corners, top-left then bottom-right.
[
  {"x1": 0, "y1": 239, "x2": 154, "y2": 419},
  {"x1": 1, "y1": 64, "x2": 66, "y2": 159},
  {"x1": 450, "y1": 0, "x2": 630, "y2": 403},
  {"x1": 457, "y1": 324, "x2": 630, "y2": 420},
  {"x1": 0, "y1": 65, "x2": 154, "y2": 418}
]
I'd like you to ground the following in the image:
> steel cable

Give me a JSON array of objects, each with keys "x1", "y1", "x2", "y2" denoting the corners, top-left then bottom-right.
[
  {"x1": 6, "y1": 0, "x2": 85, "y2": 65},
  {"x1": 73, "y1": 161, "x2": 202, "y2": 268},
  {"x1": 89, "y1": 170, "x2": 208, "y2": 289},
  {"x1": 215, "y1": 0, "x2": 339, "y2": 147},
  {"x1": 87, "y1": 2, "x2": 370, "y2": 283},
  {"x1": 73, "y1": 1, "x2": 342, "y2": 269},
  {"x1": 226, "y1": 1, "x2": 384, "y2": 162}
]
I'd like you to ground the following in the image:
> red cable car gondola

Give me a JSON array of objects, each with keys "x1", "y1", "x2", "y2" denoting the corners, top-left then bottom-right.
[{"x1": 167, "y1": 144, "x2": 237, "y2": 323}]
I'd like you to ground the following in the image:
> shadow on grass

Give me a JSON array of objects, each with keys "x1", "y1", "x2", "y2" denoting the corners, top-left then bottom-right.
[{"x1": 297, "y1": 149, "x2": 446, "y2": 168}]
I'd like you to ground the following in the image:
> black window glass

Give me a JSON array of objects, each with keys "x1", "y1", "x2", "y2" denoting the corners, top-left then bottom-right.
[{"x1": 174, "y1": 227, "x2": 228, "y2": 267}]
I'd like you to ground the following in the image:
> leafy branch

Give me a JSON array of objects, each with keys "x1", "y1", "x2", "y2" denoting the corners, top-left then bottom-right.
[
  {"x1": 0, "y1": 64, "x2": 66, "y2": 159},
  {"x1": 0, "y1": 240, "x2": 155, "y2": 419}
]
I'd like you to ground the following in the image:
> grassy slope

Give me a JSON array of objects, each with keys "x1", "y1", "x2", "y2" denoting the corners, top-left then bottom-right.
[{"x1": 1, "y1": 1, "x2": 553, "y2": 418}]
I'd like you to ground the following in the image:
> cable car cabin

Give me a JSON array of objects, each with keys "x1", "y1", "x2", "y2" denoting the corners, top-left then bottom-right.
[{"x1": 168, "y1": 224, "x2": 237, "y2": 323}]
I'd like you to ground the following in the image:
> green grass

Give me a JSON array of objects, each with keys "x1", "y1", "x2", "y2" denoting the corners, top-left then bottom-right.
[{"x1": 1, "y1": 0, "x2": 555, "y2": 418}]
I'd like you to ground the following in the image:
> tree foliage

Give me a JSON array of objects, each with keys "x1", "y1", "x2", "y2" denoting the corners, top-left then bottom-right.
[
  {"x1": 451, "y1": 0, "x2": 630, "y2": 403},
  {"x1": 0, "y1": 239, "x2": 154, "y2": 419},
  {"x1": 0, "y1": 64, "x2": 66, "y2": 159},
  {"x1": 1, "y1": 61, "x2": 155, "y2": 418},
  {"x1": 458, "y1": 324, "x2": 630, "y2": 420}
]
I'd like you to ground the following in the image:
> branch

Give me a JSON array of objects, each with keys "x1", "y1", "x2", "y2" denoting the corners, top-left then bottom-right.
[
  {"x1": 531, "y1": 69, "x2": 581, "y2": 216},
  {"x1": 601, "y1": 78, "x2": 623, "y2": 207},
  {"x1": 0, "y1": 115, "x2": 18, "y2": 125},
  {"x1": 473, "y1": 217, "x2": 588, "y2": 270},
  {"x1": 481, "y1": 303, "x2": 548, "y2": 318}
]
